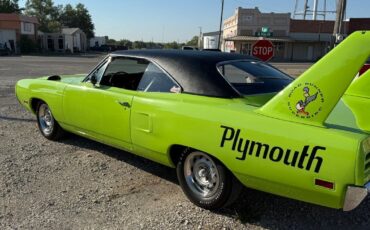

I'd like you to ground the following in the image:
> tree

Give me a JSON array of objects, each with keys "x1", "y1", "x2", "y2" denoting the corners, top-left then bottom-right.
[
  {"x1": 164, "y1": 41, "x2": 181, "y2": 49},
  {"x1": 25, "y1": 0, "x2": 61, "y2": 32},
  {"x1": 0, "y1": 0, "x2": 20, "y2": 13},
  {"x1": 106, "y1": 38, "x2": 117, "y2": 45},
  {"x1": 133, "y1": 41, "x2": 146, "y2": 49},
  {"x1": 118, "y1": 39, "x2": 132, "y2": 49},
  {"x1": 59, "y1": 3, "x2": 95, "y2": 38},
  {"x1": 186, "y1": 36, "x2": 199, "y2": 46}
]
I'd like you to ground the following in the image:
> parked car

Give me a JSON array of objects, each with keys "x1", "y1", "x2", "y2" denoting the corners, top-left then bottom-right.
[
  {"x1": 359, "y1": 58, "x2": 370, "y2": 76},
  {"x1": 182, "y1": 46, "x2": 198, "y2": 50},
  {"x1": 15, "y1": 31, "x2": 370, "y2": 211},
  {"x1": 0, "y1": 43, "x2": 10, "y2": 56}
]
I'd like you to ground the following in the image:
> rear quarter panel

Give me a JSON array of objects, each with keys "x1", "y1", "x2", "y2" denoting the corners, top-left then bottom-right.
[{"x1": 132, "y1": 93, "x2": 365, "y2": 209}]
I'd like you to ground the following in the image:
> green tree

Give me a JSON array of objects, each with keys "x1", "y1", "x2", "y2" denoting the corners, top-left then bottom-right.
[
  {"x1": 59, "y1": 3, "x2": 95, "y2": 38},
  {"x1": 0, "y1": 0, "x2": 20, "y2": 13},
  {"x1": 106, "y1": 38, "x2": 117, "y2": 46},
  {"x1": 186, "y1": 36, "x2": 199, "y2": 46},
  {"x1": 25, "y1": 0, "x2": 61, "y2": 32},
  {"x1": 133, "y1": 41, "x2": 146, "y2": 49},
  {"x1": 164, "y1": 41, "x2": 180, "y2": 49},
  {"x1": 118, "y1": 39, "x2": 132, "y2": 49}
]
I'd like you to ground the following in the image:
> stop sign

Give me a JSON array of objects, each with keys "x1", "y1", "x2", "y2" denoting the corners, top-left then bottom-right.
[{"x1": 252, "y1": 39, "x2": 274, "y2": 62}]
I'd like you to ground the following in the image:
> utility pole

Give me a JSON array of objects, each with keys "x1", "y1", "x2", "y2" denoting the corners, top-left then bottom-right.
[
  {"x1": 303, "y1": 0, "x2": 308, "y2": 20},
  {"x1": 218, "y1": 0, "x2": 224, "y2": 50},
  {"x1": 312, "y1": 0, "x2": 318, "y2": 20},
  {"x1": 333, "y1": 0, "x2": 346, "y2": 47},
  {"x1": 198, "y1": 26, "x2": 202, "y2": 49}
]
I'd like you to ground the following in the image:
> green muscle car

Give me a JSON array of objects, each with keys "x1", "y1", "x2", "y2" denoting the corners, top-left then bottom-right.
[{"x1": 16, "y1": 31, "x2": 370, "y2": 211}]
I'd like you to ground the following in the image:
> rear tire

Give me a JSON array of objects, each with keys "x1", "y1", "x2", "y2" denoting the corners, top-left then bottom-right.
[
  {"x1": 36, "y1": 102, "x2": 65, "y2": 140},
  {"x1": 176, "y1": 150, "x2": 242, "y2": 210}
]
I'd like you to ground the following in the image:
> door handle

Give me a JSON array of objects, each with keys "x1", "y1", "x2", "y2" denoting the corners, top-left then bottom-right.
[{"x1": 117, "y1": 101, "x2": 131, "y2": 108}]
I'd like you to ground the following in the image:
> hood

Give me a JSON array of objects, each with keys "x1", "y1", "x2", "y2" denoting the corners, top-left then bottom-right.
[{"x1": 41, "y1": 74, "x2": 86, "y2": 85}]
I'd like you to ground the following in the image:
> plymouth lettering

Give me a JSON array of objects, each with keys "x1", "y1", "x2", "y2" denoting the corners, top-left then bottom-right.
[{"x1": 220, "y1": 125, "x2": 325, "y2": 173}]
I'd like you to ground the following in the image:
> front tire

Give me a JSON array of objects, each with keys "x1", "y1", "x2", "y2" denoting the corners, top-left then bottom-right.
[
  {"x1": 176, "y1": 150, "x2": 242, "y2": 210},
  {"x1": 36, "y1": 102, "x2": 65, "y2": 140}
]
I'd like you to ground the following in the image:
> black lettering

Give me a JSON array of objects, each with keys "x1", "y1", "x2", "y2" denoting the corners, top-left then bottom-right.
[
  {"x1": 270, "y1": 146, "x2": 284, "y2": 162},
  {"x1": 298, "y1": 145, "x2": 310, "y2": 169},
  {"x1": 236, "y1": 139, "x2": 250, "y2": 161},
  {"x1": 219, "y1": 126, "x2": 326, "y2": 172},
  {"x1": 220, "y1": 125, "x2": 235, "y2": 147},
  {"x1": 232, "y1": 129, "x2": 240, "y2": 151},
  {"x1": 249, "y1": 142, "x2": 270, "y2": 159},
  {"x1": 284, "y1": 149, "x2": 300, "y2": 167},
  {"x1": 306, "y1": 146, "x2": 325, "y2": 173}
]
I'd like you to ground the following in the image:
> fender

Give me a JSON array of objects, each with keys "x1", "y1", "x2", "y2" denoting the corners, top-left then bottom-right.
[{"x1": 258, "y1": 31, "x2": 370, "y2": 127}]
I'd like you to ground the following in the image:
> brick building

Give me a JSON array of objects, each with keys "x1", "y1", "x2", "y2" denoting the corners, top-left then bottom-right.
[
  {"x1": 222, "y1": 7, "x2": 370, "y2": 61},
  {"x1": 0, "y1": 13, "x2": 39, "y2": 53}
]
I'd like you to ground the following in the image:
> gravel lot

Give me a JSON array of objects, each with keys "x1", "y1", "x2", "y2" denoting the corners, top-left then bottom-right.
[{"x1": 1, "y1": 56, "x2": 369, "y2": 229}]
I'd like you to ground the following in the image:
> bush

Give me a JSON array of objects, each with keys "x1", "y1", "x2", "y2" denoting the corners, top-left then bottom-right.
[{"x1": 20, "y1": 35, "x2": 38, "y2": 54}]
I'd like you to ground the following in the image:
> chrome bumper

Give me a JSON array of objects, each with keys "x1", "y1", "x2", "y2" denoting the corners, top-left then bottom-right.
[{"x1": 343, "y1": 182, "x2": 370, "y2": 211}]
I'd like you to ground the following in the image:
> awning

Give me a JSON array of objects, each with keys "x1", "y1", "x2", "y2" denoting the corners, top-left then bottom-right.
[{"x1": 224, "y1": 36, "x2": 294, "y2": 42}]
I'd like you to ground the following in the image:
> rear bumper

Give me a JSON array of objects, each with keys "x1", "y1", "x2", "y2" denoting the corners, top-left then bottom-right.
[{"x1": 343, "y1": 182, "x2": 370, "y2": 211}]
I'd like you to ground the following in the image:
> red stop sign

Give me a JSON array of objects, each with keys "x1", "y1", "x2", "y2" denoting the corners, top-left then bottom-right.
[{"x1": 252, "y1": 39, "x2": 274, "y2": 62}]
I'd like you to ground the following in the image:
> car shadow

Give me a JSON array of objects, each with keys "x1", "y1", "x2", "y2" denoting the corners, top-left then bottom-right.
[
  {"x1": 0, "y1": 115, "x2": 36, "y2": 122},
  {"x1": 59, "y1": 133, "x2": 178, "y2": 185},
  {"x1": 218, "y1": 189, "x2": 370, "y2": 229},
  {"x1": 60, "y1": 134, "x2": 370, "y2": 229}
]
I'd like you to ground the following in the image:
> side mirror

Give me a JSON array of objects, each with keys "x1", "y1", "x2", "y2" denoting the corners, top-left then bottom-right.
[{"x1": 90, "y1": 73, "x2": 98, "y2": 85}]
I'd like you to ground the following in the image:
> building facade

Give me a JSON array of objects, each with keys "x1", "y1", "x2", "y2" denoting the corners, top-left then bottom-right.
[
  {"x1": 223, "y1": 7, "x2": 292, "y2": 60},
  {"x1": 39, "y1": 28, "x2": 87, "y2": 53},
  {"x1": 202, "y1": 31, "x2": 220, "y2": 50},
  {"x1": 223, "y1": 7, "x2": 370, "y2": 62},
  {"x1": 0, "y1": 13, "x2": 38, "y2": 53},
  {"x1": 90, "y1": 36, "x2": 107, "y2": 48}
]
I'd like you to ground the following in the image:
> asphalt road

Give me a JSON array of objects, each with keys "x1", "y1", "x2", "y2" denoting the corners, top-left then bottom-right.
[{"x1": 0, "y1": 55, "x2": 368, "y2": 229}]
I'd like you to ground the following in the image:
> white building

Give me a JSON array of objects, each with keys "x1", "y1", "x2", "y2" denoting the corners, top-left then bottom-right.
[
  {"x1": 202, "y1": 31, "x2": 221, "y2": 50},
  {"x1": 90, "y1": 36, "x2": 107, "y2": 48},
  {"x1": 62, "y1": 28, "x2": 87, "y2": 53},
  {"x1": 39, "y1": 28, "x2": 87, "y2": 53}
]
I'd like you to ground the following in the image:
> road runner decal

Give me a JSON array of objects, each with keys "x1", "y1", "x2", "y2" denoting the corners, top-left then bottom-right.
[
  {"x1": 220, "y1": 125, "x2": 325, "y2": 173},
  {"x1": 287, "y1": 83, "x2": 325, "y2": 119}
]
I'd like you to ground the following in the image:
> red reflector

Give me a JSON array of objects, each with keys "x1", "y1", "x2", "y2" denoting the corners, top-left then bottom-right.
[{"x1": 315, "y1": 179, "x2": 334, "y2": 189}]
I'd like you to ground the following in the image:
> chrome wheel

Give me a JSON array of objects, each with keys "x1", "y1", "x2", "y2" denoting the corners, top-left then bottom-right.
[
  {"x1": 37, "y1": 103, "x2": 54, "y2": 136},
  {"x1": 183, "y1": 151, "x2": 220, "y2": 199}
]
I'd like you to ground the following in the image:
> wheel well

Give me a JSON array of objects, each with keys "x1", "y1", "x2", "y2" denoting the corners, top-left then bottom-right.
[
  {"x1": 169, "y1": 145, "x2": 233, "y2": 172},
  {"x1": 30, "y1": 98, "x2": 44, "y2": 113},
  {"x1": 169, "y1": 145, "x2": 191, "y2": 166}
]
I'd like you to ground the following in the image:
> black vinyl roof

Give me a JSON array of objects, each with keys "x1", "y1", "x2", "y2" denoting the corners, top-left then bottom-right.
[{"x1": 111, "y1": 49, "x2": 258, "y2": 98}]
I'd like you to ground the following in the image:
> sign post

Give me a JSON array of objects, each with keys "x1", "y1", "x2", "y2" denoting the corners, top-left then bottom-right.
[{"x1": 251, "y1": 39, "x2": 274, "y2": 62}]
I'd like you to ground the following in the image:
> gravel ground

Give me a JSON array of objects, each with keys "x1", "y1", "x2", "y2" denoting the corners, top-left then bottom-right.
[{"x1": 0, "y1": 56, "x2": 369, "y2": 229}]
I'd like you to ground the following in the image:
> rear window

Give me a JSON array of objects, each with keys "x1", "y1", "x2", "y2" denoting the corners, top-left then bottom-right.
[{"x1": 217, "y1": 61, "x2": 293, "y2": 95}]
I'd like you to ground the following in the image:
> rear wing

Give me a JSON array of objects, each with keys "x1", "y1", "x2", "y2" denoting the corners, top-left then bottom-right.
[
  {"x1": 258, "y1": 31, "x2": 370, "y2": 127},
  {"x1": 346, "y1": 69, "x2": 370, "y2": 99}
]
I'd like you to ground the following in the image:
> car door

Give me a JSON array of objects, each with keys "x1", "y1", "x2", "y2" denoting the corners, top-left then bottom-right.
[
  {"x1": 63, "y1": 56, "x2": 150, "y2": 149},
  {"x1": 130, "y1": 62, "x2": 182, "y2": 160}
]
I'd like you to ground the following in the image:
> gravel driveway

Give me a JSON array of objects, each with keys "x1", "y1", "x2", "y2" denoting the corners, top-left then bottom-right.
[{"x1": 0, "y1": 56, "x2": 369, "y2": 229}]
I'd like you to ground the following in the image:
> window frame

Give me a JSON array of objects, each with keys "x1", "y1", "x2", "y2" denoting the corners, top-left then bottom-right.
[
  {"x1": 83, "y1": 55, "x2": 183, "y2": 93},
  {"x1": 216, "y1": 59, "x2": 294, "y2": 96},
  {"x1": 83, "y1": 55, "x2": 110, "y2": 83}
]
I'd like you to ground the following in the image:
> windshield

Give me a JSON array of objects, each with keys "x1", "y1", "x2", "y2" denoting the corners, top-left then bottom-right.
[{"x1": 217, "y1": 60, "x2": 293, "y2": 95}]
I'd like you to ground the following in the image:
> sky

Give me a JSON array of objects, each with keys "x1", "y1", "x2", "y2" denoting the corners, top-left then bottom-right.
[{"x1": 19, "y1": 0, "x2": 370, "y2": 43}]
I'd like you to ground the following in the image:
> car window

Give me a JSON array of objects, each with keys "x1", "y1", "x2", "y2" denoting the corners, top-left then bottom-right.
[
  {"x1": 99, "y1": 57, "x2": 149, "y2": 90},
  {"x1": 137, "y1": 63, "x2": 181, "y2": 93},
  {"x1": 217, "y1": 61, "x2": 293, "y2": 95},
  {"x1": 93, "y1": 61, "x2": 109, "y2": 83}
]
